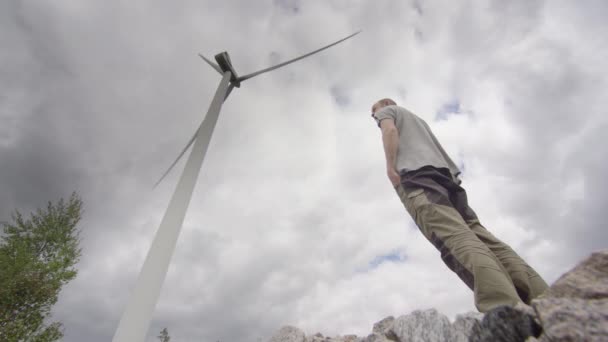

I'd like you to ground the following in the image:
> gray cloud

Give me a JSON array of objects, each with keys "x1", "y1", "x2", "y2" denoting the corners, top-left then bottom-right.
[{"x1": 2, "y1": 1, "x2": 607, "y2": 342}]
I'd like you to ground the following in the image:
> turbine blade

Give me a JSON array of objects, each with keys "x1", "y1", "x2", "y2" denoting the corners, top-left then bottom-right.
[
  {"x1": 198, "y1": 53, "x2": 223, "y2": 75},
  {"x1": 153, "y1": 131, "x2": 197, "y2": 188},
  {"x1": 153, "y1": 82, "x2": 235, "y2": 189},
  {"x1": 237, "y1": 30, "x2": 361, "y2": 82}
]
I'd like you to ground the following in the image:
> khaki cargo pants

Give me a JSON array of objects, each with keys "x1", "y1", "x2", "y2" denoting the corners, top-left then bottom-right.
[{"x1": 395, "y1": 166, "x2": 548, "y2": 312}]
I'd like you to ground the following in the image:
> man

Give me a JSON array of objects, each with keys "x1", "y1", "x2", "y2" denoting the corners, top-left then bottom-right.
[{"x1": 371, "y1": 98, "x2": 548, "y2": 313}]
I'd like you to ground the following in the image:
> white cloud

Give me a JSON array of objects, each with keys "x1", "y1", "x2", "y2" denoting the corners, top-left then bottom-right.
[{"x1": 1, "y1": 1, "x2": 607, "y2": 341}]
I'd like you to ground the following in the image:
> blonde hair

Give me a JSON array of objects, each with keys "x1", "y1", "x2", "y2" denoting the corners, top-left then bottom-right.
[
  {"x1": 372, "y1": 98, "x2": 397, "y2": 114},
  {"x1": 377, "y1": 98, "x2": 397, "y2": 106}
]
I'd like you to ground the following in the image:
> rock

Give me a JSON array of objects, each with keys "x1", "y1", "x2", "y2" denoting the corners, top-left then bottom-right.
[
  {"x1": 513, "y1": 302, "x2": 535, "y2": 318},
  {"x1": 534, "y1": 297, "x2": 608, "y2": 341},
  {"x1": 389, "y1": 308, "x2": 452, "y2": 342},
  {"x1": 269, "y1": 326, "x2": 306, "y2": 342},
  {"x1": 451, "y1": 312, "x2": 484, "y2": 342},
  {"x1": 372, "y1": 316, "x2": 394, "y2": 335},
  {"x1": 330, "y1": 335, "x2": 361, "y2": 342},
  {"x1": 362, "y1": 333, "x2": 393, "y2": 342},
  {"x1": 468, "y1": 305, "x2": 542, "y2": 342},
  {"x1": 532, "y1": 250, "x2": 608, "y2": 341},
  {"x1": 538, "y1": 250, "x2": 608, "y2": 300},
  {"x1": 370, "y1": 316, "x2": 397, "y2": 341},
  {"x1": 307, "y1": 332, "x2": 328, "y2": 342},
  {"x1": 305, "y1": 332, "x2": 325, "y2": 342}
]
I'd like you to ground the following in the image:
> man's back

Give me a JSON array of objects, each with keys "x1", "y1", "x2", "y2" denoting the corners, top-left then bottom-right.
[{"x1": 374, "y1": 105, "x2": 460, "y2": 178}]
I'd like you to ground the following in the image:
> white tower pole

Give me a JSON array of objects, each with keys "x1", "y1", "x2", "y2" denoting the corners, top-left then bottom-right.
[{"x1": 112, "y1": 72, "x2": 232, "y2": 342}]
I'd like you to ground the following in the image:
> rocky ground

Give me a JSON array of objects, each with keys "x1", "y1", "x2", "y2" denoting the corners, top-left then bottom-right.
[{"x1": 267, "y1": 250, "x2": 608, "y2": 342}]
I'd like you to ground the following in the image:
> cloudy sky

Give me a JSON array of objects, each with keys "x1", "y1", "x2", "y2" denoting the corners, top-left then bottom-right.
[{"x1": 2, "y1": 0, "x2": 607, "y2": 341}]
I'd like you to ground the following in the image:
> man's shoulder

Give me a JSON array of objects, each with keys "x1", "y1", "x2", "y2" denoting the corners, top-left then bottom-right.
[
  {"x1": 375, "y1": 105, "x2": 425, "y2": 129},
  {"x1": 379, "y1": 105, "x2": 420, "y2": 120},
  {"x1": 377, "y1": 105, "x2": 404, "y2": 116}
]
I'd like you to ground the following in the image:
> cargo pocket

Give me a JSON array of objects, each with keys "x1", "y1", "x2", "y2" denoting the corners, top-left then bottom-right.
[{"x1": 404, "y1": 188, "x2": 425, "y2": 223}]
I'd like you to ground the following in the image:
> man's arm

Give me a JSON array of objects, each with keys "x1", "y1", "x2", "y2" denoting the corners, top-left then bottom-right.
[{"x1": 380, "y1": 119, "x2": 400, "y2": 186}]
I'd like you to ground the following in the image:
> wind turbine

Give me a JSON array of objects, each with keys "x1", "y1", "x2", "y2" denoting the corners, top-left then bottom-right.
[{"x1": 112, "y1": 30, "x2": 361, "y2": 342}]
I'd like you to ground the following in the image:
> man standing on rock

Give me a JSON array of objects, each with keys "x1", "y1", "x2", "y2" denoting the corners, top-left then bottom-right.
[{"x1": 371, "y1": 98, "x2": 548, "y2": 312}]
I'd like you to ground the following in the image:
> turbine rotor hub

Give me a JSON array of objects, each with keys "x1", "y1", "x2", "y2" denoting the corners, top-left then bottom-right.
[{"x1": 214, "y1": 52, "x2": 241, "y2": 87}]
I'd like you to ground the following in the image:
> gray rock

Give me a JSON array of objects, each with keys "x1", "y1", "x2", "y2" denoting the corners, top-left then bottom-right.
[
  {"x1": 468, "y1": 305, "x2": 541, "y2": 342},
  {"x1": 390, "y1": 308, "x2": 452, "y2": 342},
  {"x1": 370, "y1": 316, "x2": 397, "y2": 341},
  {"x1": 531, "y1": 249, "x2": 608, "y2": 341},
  {"x1": 372, "y1": 316, "x2": 395, "y2": 335},
  {"x1": 362, "y1": 333, "x2": 395, "y2": 342},
  {"x1": 269, "y1": 326, "x2": 306, "y2": 342},
  {"x1": 362, "y1": 333, "x2": 393, "y2": 342},
  {"x1": 539, "y1": 250, "x2": 608, "y2": 300},
  {"x1": 512, "y1": 302, "x2": 535, "y2": 318},
  {"x1": 305, "y1": 332, "x2": 326, "y2": 342},
  {"x1": 305, "y1": 333, "x2": 362, "y2": 342},
  {"x1": 534, "y1": 297, "x2": 608, "y2": 341},
  {"x1": 451, "y1": 312, "x2": 484, "y2": 342},
  {"x1": 329, "y1": 335, "x2": 361, "y2": 342}
]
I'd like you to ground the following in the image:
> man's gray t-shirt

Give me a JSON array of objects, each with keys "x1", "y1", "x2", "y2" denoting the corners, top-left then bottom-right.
[{"x1": 374, "y1": 105, "x2": 461, "y2": 178}]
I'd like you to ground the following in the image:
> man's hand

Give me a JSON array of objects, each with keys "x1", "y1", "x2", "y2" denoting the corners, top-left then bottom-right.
[{"x1": 388, "y1": 168, "x2": 400, "y2": 187}]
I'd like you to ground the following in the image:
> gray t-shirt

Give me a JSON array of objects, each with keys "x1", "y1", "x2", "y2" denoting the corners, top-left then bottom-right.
[{"x1": 374, "y1": 105, "x2": 461, "y2": 178}]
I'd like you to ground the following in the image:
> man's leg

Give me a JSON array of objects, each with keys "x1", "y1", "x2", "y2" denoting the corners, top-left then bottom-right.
[
  {"x1": 395, "y1": 184, "x2": 522, "y2": 312},
  {"x1": 466, "y1": 220, "x2": 549, "y2": 303},
  {"x1": 448, "y1": 184, "x2": 549, "y2": 303}
]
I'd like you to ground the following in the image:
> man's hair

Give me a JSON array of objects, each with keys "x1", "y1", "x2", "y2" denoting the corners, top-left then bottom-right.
[
  {"x1": 372, "y1": 98, "x2": 397, "y2": 116},
  {"x1": 377, "y1": 98, "x2": 397, "y2": 107}
]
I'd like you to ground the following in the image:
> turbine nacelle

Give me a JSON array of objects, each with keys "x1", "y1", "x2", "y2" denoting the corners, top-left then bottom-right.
[{"x1": 214, "y1": 51, "x2": 241, "y2": 87}]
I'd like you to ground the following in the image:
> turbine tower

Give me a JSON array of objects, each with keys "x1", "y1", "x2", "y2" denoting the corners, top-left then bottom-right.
[{"x1": 112, "y1": 30, "x2": 360, "y2": 342}]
